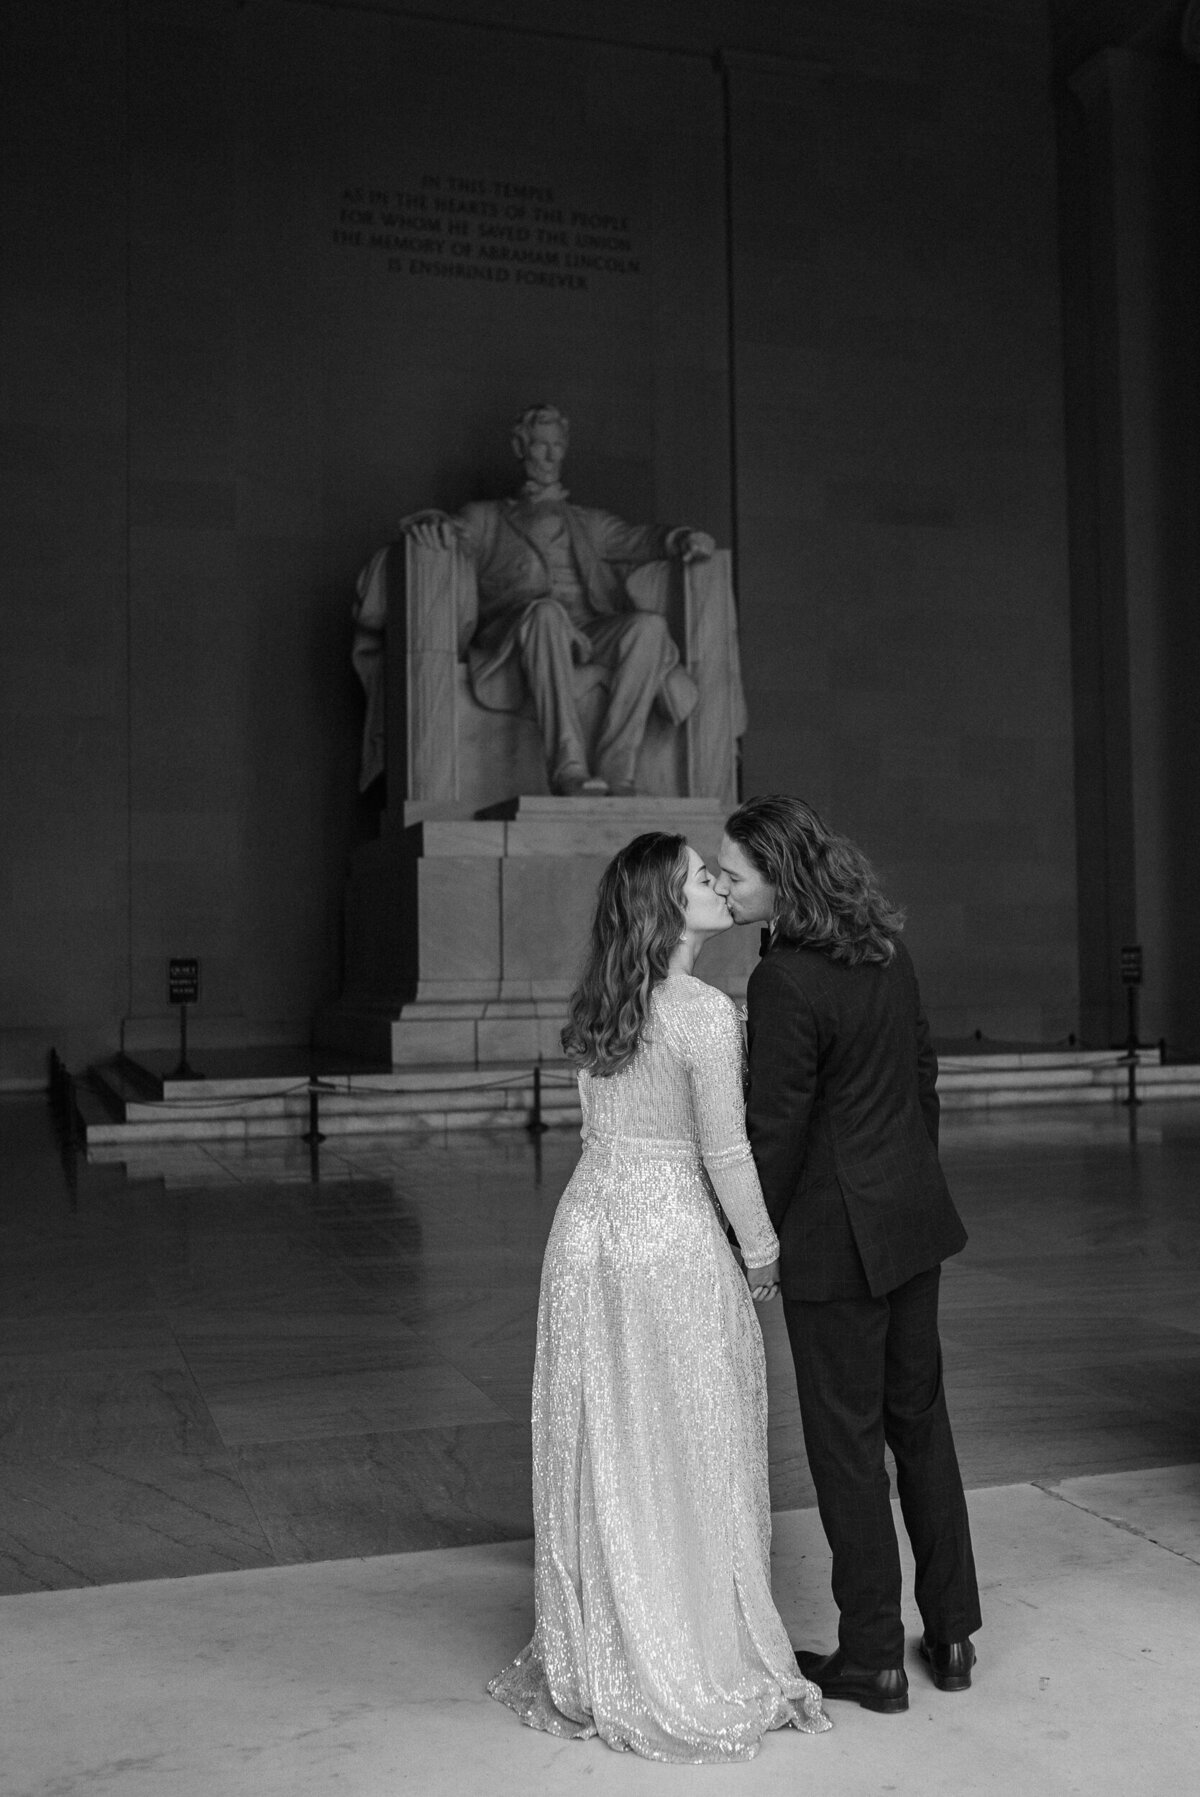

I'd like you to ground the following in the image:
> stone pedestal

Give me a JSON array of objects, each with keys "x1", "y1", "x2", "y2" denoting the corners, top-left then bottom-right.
[{"x1": 319, "y1": 797, "x2": 758, "y2": 1067}]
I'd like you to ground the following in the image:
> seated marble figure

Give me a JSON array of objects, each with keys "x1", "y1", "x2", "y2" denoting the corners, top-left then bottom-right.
[{"x1": 352, "y1": 403, "x2": 745, "y2": 808}]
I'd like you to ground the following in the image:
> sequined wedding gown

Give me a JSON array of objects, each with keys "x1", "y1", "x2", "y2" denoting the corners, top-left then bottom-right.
[{"x1": 488, "y1": 973, "x2": 831, "y2": 1762}]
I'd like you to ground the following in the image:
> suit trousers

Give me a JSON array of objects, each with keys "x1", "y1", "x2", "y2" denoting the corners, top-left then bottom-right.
[{"x1": 783, "y1": 1264, "x2": 981, "y2": 1667}]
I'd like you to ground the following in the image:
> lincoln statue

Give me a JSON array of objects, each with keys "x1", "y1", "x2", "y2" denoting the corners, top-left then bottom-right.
[{"x1": 401, "y1": 403, "x2": 715, "y2": 797}]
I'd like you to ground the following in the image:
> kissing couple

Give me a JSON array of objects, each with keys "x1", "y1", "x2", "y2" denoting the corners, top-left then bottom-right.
[{"x1": 489, "y1": 794, "x2": 981, "y2": 1763}]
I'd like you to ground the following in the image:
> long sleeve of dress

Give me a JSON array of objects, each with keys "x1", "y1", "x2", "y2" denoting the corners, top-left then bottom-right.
[{"x1": 678, "y1": 989, "x2": 780, "y2": 1270}]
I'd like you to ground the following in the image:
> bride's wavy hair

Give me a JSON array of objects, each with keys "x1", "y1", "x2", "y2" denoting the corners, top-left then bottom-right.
[
  {"x1": 561, "y1": 831, "x2": 689, "y2": 1076},
  {"x1": 725, "y1": 795, "x2": 904, "y2": 966}
]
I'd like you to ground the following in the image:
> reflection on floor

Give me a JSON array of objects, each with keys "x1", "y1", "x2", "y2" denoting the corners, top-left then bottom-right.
[
  {"x1": 6, "y1": 1467, "x2": 1199, "y2": 1796},
  {"x1": 1, "y1": 1097, "x2": 1199, "y2": 1594}
]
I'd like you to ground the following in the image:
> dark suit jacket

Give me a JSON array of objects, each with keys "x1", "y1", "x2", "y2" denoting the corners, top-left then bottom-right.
[{"x1": 745, "y1": 935, "x2": 966, "y2": 1302}]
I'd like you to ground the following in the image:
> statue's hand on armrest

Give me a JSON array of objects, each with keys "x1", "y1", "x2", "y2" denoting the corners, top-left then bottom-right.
[
  {"x1": 400, "y1": 510, "x2": 468, "y2": 552},
  {"x1": 667, "y1": 527, "x2": 715, "y2": 564}
]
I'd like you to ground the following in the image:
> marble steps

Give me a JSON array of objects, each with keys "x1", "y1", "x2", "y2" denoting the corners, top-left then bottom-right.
[
  {"x1": 84, "y1": 1057, "x2": 584, "y2": 1144},
  {"x1": 79, "y1": 1047, "x2": 1200, "y2": 1146},
  {"x1": 936, "y1": 1047, "x2": 1200, "y2": 1108}
]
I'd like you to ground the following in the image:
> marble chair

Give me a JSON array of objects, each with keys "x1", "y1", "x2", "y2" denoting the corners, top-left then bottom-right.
[
  {"x1": 352, "y1": 537, "x2": 745, "y2": 817},
  {"x1": 328, "y1": 539, "x2": 751, "y2": 1065}
]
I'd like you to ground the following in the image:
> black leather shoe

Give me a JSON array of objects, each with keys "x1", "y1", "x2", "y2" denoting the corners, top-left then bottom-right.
[
  {"x1": 919, "y1": 1633, "x2": 976, "y2": 1692},
  {"x1": 794, "y1": 1646, "x2": 909, "y2": 1713}
]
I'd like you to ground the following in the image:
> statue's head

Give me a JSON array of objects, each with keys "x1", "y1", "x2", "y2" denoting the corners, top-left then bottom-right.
[{"x1": 512, "y1": 403, "x2": 569, "y2": 487}]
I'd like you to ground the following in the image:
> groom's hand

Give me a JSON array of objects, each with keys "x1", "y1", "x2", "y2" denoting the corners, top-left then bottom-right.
[{"x1": 747, "y1": 1258, "x2": 780, "y2": 1302}]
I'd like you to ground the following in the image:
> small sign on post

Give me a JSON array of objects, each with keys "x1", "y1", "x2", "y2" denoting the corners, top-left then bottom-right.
[
  {"x1": 168, "y1": 958, "x2": 199, "y2": 1005},
  {"x1": 167, "y1": 958, "x2": 202, "y2": 1080},
  {"x1": 1119, "y1": 944, "x2": 1142, "y2": 1124}
]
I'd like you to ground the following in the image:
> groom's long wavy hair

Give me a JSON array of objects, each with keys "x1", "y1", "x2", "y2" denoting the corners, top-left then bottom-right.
[
  {"x1": 561, "y1": 832, "x2": 688, "y2": 1076},
  {"x1": 725, "y1": 795, "x2": 904, "y2": 967}
]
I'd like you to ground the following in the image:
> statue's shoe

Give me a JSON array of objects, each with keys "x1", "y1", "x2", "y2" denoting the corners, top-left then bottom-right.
[
  {"x1": 607, "y1": 780, "x2": 638, "y2": 798},
  {"x1": 555, "y1": 769, "x2": 609, "y2": 797}
]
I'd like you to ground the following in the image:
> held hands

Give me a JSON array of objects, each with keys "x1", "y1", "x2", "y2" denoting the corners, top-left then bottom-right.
[
  {"x1": 746, "y1": 1258, "x2": 780, "y2": 1303},
  {"x1": 729, "y1": 1235, "x2": 780, "y2": 1302}
]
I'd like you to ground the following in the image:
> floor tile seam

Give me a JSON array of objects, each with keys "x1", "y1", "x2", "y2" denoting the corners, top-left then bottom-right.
[
  {"x1": 938, "y1": 1379, "x2": 1188, "y2": 1417},
  {"x1": 962, "y1": 1241, "x2": 1200, "y2": 1263},
  {"x1": 0, "y1": 1475, "x2": 1068, "y2": 1607},
  {"x1": 938, "y1": 1345, "x2": 1200, "y2": 1372},
  {"x1": 0, "y1": 1542, "x2": 528, "y2": 1608},
  {"x1": 174, "y1": 1338, "x2": 475, "y2": 1371},
  {"x1": 937, "y1": 1282, "x2": 1200, "y2": 1312},
  {"x1": 955, "y1": 1456, "x2": 1169, "y2": 1491},
  {"x1": 160, "y1": 1314, "x2": 286, "y2": 1572},
  {"x1": 937, "y1": 1345, "x2": 1200, "y2": 1386},
  {"x1": 223, "y1": 1415, "x2": 533, "y2": 1458},
  {"x1": 956, "y1": 1263, "x2": 1198, "y2": 1287},
  {"x1": 391, "y1": 1349, "x2": 527, "y2": 1426},
  {"x1": 1033, "y1": 1474, "x2": 1200, "y2": 1567},
  {"x1": 215, "y1": 1415, "x2": 519, "y2": 1448},
  {"x1": 1037, "y1": 1364, "x2": 1200, "y2": 1413},
  {"x1": 0, "y1": 1348, "x2": 208, "y2": 1371}
]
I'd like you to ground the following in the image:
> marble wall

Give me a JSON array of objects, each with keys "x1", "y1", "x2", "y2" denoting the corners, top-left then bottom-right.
[
  {"x1": 726, "y1": 28, "x2": 1077, "y2": 1044},
  {"x1": 2, "y1": 0, "x2": 1083, "y2": 1079},
  {"x1": 1058, "y1": 48, "x2": 1200, "y2": 1052},
  {"x1": 3, "y1": 2, "x2": 130, "y2": 1083}
]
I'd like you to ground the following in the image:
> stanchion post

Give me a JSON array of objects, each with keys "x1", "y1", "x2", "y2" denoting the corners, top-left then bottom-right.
[
  {"x1": 1119, "y1": 944, "x2": 1143, "y2": 1143},
  {"x1": 1125, "y1": 983, "x2": 1138, "y2": 1111},
  {"x1": 302, "y1": 1078, "x2": 335, "y2": 1144},
  {"x1": 527, "y1": 1060, "x2": 549, "y2": 1135},
  {"x1": 1119, "y1": 945, "x2": 1143, "y2": 1108}
]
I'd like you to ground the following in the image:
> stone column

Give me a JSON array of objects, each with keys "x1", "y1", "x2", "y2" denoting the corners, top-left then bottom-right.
[{"x1": 1062, "y1": 48, "x2": 1200, "y2": 1048}]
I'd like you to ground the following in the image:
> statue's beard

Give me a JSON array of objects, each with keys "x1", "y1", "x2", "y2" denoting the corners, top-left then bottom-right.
[{"x1": 518, "y1": 478, "x2": 569, "y2": 502}]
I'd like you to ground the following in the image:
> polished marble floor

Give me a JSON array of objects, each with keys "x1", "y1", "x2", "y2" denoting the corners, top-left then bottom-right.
[
  {"x1": 7, "y1": 1468, "x2": 1200, "y2": 1796},
  {"x1": 1, "y1": 1094, "x2": 1199, "y2": 1594}
]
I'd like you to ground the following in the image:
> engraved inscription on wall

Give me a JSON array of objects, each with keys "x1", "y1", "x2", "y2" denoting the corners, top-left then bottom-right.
[{"x1": 331, "y1": 173, "x2": 642, "y2": 292}]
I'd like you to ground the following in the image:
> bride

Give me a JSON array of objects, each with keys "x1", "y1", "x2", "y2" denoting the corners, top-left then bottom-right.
[{"x1": 488, "y1": 832, "x2": 831, "y2": 1762}]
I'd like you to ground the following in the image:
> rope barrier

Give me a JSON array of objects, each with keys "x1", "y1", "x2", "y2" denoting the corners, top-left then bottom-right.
[
  {"x1": 132, "y1": 1076, "x2": 553, "y2": 1109},
  {"x1": 116, "y1": 1047, "x2": 1165, "y2": 1115},
  {"x1": 100, "y1": 1064, "x2": 582, "y2": 1148},
  {"x1": 936, "y1": 1052, "x2": 1142, "y2": 1071},
  {"x1": 104, "y1": 1043, "x2": 1187, "y2": 1153}
]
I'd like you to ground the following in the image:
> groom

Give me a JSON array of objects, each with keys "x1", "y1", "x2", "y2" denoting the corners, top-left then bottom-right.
[{"x1": 716, "y1": 795, "x2": 981, "y2": 1712}]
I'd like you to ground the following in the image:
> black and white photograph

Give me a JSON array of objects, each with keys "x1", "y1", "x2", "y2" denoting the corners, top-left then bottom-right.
[{"x1": 2, "y1": 2, "x2": 1199, "y2": 1792}]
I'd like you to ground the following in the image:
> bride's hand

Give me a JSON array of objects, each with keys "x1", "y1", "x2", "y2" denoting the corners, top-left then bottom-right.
[{"x1": 747, "y1": 1258, "x2": 780, "y2": 1302}]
